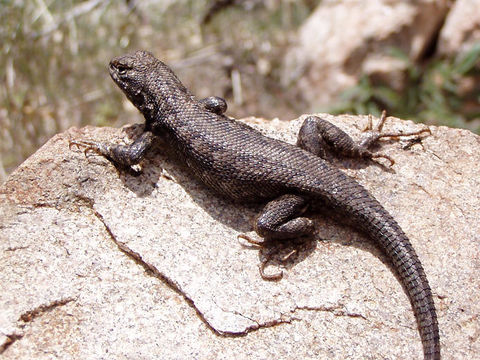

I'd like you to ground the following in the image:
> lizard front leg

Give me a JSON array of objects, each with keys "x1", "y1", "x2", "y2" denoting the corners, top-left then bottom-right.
[
  {"x1": 70, "y1": 95, "x2": 227, "y2": 165},
  {"x1": 297, "y1": 111, "x2": 430, "y2": 166},
  {"x1": 69, "y1": 130, "x2": 155, "y2": 168},
  {"x1": 198, "y1": 96, "x2": 227, "y2": 115}
]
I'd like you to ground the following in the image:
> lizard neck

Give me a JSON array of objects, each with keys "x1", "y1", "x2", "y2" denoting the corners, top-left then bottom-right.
[
  {"x1": 146, "y1": 96, "x2": 199, "y2": 135},
  {"x1": 141, "y1": 89, "x2": 193, "y2": 128}
]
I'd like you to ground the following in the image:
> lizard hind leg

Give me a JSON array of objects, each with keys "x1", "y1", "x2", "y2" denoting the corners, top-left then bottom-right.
[
  {"x1": 254, "y1": 194, "x2": 314, "y2": 240},
  {"x1": 297, "y1": 114, "x2": 381, "y2": 163},
  {"x1": 297, "y1": 111, "x2": 430, "y2": 166},
  {"x1": 359, "y1": 110, "x2": 431, "y2": 160},
  {"x1": 239, "y1": 194, "x2": 314, "y2": 280}
]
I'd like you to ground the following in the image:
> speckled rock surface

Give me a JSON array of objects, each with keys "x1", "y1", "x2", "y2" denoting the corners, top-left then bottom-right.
[{"x1": 1, "y1": 114, "x2": 479, "y2": 359}]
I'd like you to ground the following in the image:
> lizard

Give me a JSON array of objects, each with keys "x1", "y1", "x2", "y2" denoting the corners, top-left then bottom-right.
[{"x1": 69, "y1": 50, "x2": 440, "y2": 359}]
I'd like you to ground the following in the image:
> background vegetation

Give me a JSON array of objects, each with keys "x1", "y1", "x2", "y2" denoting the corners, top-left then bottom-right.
[
  {"x1": 330, "y1": 45, "x2": 480, "y2": 131},
  {"x1": 0, "y1": 0, "x2": 479, "y2": 182}
]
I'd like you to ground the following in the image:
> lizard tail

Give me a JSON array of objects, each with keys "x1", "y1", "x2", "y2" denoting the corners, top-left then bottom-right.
[
  {"x1": 305, "y1": 165, "x2": 440, "y2": 358},
  {"x1": 354, "y1": 200, "x2": 441, "y2": 359}
]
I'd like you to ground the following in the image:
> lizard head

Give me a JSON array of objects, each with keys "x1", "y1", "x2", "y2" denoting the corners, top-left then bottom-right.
[{"x1": 109, "y1": 50, "x2": 190, "y2": 121}]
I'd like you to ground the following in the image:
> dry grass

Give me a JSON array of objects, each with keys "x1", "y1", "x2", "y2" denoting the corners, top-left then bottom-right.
[{"x1": 0, "y1": 0, "x2": 316, "y2": 181}]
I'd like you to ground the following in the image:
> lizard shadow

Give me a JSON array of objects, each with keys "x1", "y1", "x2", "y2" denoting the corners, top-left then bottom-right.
[
  {"x1": 329, "y1": 157, "x2": 394, "y2": 173},
  {"x1": 116, "y1": 125, "x2": 256, "y2": 234},
  {"x1": 115, "y1": 125, "x2": 319, "y2": 271},
  {"x1": 113, "y1": 124, "x2": 408, "y2": 282},
  {"x1": 322, "y1": 138, "x2": 415, "y2": 173}
]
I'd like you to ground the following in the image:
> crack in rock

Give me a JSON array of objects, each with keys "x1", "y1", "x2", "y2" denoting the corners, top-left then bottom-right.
[
  {"x1": 293, "y1": 304, "x2": 368, "y2": 321},
  {"x1": 212, "y1": 299, "x2": 301, "y2": 336},
  {"x1": 19, "y1": 297, "x2": 76, "y2": 323},
  {"x1": 75, "y1": 194, "x2": 367, "y2": 340},
  {"x1": 231, "y1": 312, "x2": 299, "y2": 336},
  {"x1": 0, "y1": 333, "x2": 23, "y2": 354},
  {"x1": 222, "y1": 303, "x2": 368, "y2": 336},
  {"x1": 0, "y1": 298, "x2": 74, "y2": 355},
  {"x1": 4, "y1": 246, "x2": 29, "y2": 252},
  {"x1": 76, "y1": 195, "x2": 242, "y2": 337}
]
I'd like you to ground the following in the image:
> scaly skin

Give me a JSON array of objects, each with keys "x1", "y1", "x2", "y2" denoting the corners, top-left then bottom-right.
[{"x1": 70, "y1": 51, "x2": 440, "y2": 359}]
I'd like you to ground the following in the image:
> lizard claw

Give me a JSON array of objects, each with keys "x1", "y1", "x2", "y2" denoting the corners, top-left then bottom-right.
[
  {"x1": 360, "y1": 110, "x2": 431, "y2": 168},
  {"x1": 237, "y1": 233, "x2": 265, "y2": 248},
  {"x1": 259, "y1": 260, "x2": 283, "y2": 281},
  {"x1": 68, "y1": 139, "x2": 82, "y2": 151},
  {"x1": 238, "y1": 233, "x2": 295, "y2": 281},
  {"x1": 69, "y1": 139, "x2": 109, "y2": 158},
  {"x1": 365, "y1": 110, "x2": 431, "y2": 140},
  {"x1": 363, "y1": 110, "x2": 387, "y2": 132},
  {"x1": 238, "y1": 234, "x2": 284, "y2": 280},
  {"x1": 371, "y1": 153, "x2": 395, "y2": 167}
]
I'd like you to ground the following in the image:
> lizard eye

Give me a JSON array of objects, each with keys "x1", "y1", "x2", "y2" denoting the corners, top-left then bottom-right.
[{"x1": 117, "y1": 65, "x2": 128, "y2": 75}]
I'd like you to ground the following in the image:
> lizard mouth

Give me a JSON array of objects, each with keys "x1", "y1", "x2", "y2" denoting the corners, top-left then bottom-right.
[
  {"x1": 108, "y1": 62, "x2": 146, "y2": 110},
  {"x1": 108, "y1": 57, "x2": 133, "y2": 83},
  {"x1": 108, "y1": 62, "x2": 122, "y2": 84}
]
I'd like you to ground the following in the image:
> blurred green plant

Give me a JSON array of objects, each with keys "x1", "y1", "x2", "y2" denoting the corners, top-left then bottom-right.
[
  {"x1": 0, "y1": 0, "x2": 317, "y2": 181},
  {"x1": 329, "y1": 44, "x2": 480, "y2": 133},
  {"x1": 0, "y1": 0, "x2": 134, "y2": 179}
]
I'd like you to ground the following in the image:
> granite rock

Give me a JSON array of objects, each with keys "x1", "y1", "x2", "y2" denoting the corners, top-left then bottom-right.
[{"x1": 1, "y1": 114, "x2": 479, "y2": 359}]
